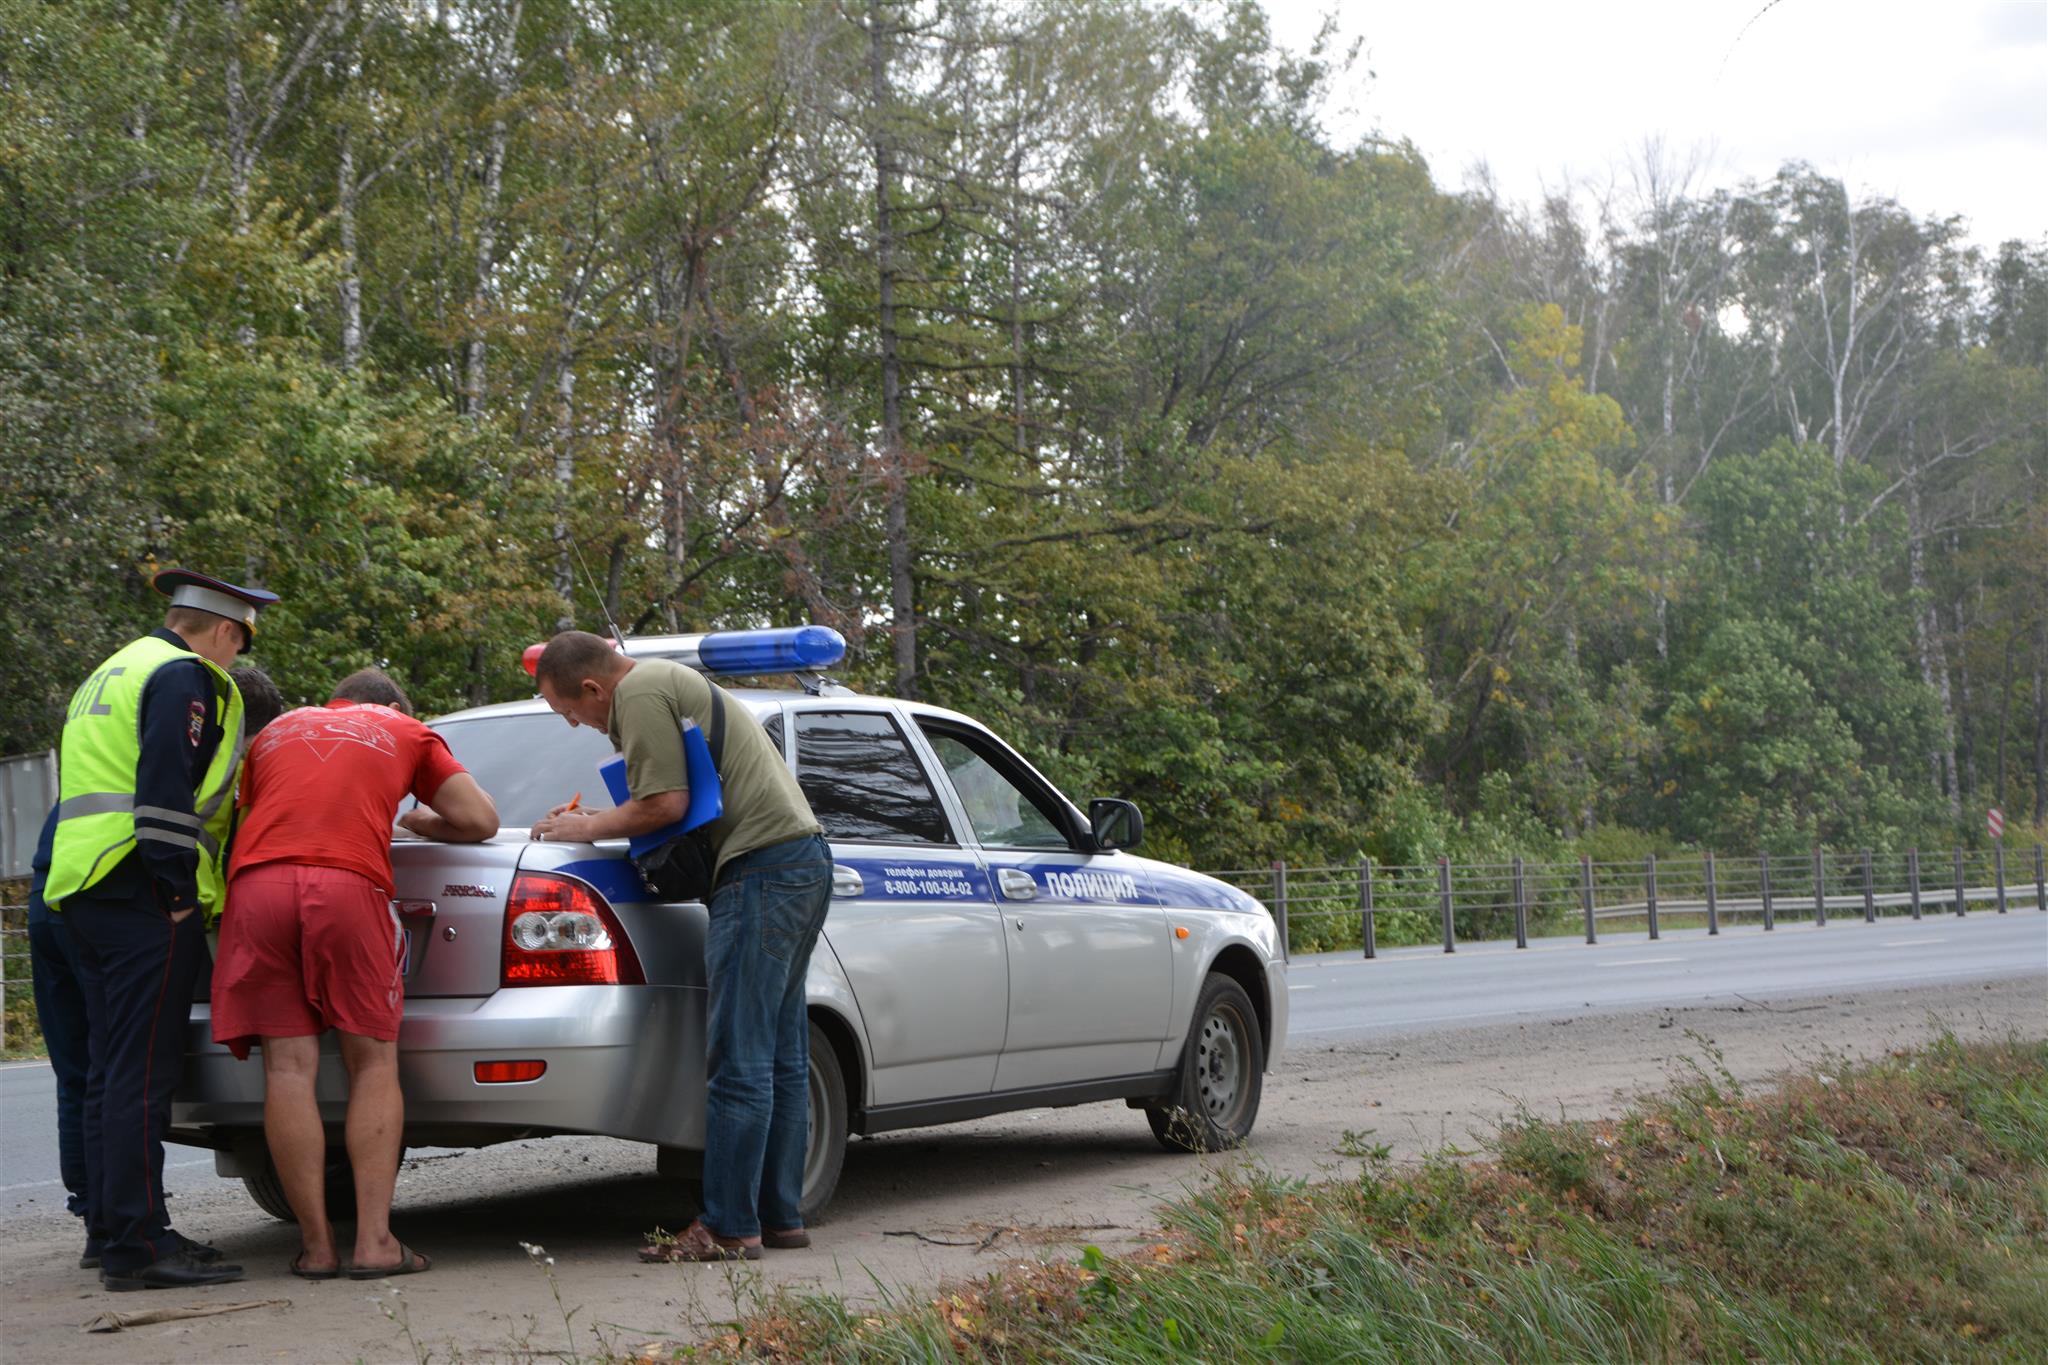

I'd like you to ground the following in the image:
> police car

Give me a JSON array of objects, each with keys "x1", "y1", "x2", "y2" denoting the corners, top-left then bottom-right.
[{"x1": 174, "y1": 628, "x2": 1288, "y2": 1221}]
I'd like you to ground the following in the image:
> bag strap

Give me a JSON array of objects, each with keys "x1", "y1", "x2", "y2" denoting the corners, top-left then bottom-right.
[{"x1": 704, "y1": 678, "x2": 729, "y2": 773}]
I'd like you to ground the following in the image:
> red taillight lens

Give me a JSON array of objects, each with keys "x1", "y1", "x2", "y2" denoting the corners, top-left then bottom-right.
[
  {"x1": 502, "y1": 872, "x2": 644, "y2": 987},
  {"x1": 474, "y1": 1060, "x2": 547, "y2": 1084}
]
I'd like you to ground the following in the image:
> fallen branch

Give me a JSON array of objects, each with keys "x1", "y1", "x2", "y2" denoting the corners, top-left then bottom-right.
[{"x1": 84, "y1": 1298, "x2": 290, "y2": 1334}]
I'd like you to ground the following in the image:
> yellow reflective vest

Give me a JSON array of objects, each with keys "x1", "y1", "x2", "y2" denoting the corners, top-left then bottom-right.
[{"x1": 44, "y1": 634, "x2": 245, "y2": 917}]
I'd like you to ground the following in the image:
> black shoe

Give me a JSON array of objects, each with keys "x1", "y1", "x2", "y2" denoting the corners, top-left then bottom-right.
[
  {"x1": 162, "y1": 1230, "x2": 227, "y2": 1263},
  {"x1": 100, "y1": 1249, "x2": 245, "y2": 1292},
  {"x1": 80, "y1": 1236, "x2": 105, "y2": 1270}
]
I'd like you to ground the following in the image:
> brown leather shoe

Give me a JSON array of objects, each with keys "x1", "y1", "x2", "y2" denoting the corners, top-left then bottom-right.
[{"x1": 761, "y1": 1227, "x2": 811, "y2": 1250}]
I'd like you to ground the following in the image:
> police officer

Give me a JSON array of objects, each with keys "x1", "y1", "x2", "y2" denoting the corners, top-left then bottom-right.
[{"x1": 44, "y1": 569, "x2": 279, "y2": 1291}]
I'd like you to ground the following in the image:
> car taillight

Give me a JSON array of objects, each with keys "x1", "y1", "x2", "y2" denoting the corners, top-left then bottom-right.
[{"x1": 502, "y1": 872, "x2": 644, "y2": 987}]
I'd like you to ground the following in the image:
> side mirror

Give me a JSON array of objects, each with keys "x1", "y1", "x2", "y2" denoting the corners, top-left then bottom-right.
[{"x1": 1088, "y1": 798, "x2": 1144, "y2": 851}]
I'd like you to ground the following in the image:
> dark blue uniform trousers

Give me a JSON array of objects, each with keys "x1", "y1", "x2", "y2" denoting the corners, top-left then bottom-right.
[
  {"x1": 28, "y1": 914, "x2": 93, "y2": 1225},
  {"x1": 64, "y1": 890, "x2": 208, "y2": 1274}
]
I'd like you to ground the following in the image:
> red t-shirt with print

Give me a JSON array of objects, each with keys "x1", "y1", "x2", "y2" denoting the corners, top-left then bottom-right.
[{"x1": 231, "y1": 701, "x2": 467, "y2": 894}]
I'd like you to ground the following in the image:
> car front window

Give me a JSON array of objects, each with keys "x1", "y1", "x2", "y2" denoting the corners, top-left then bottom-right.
[{"x1": 922, "y1": 731, "x2": 1070, "y2": 849}]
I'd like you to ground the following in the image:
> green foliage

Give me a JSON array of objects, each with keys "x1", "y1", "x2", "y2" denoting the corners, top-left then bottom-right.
[{"x1": 3, "y1": 0, "x2": 2040, "y2": 870}]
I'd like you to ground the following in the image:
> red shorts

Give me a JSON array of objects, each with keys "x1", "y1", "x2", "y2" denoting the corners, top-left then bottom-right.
[{"x1": 211, "y1": 863, "x2": 404, "y2": 1060}]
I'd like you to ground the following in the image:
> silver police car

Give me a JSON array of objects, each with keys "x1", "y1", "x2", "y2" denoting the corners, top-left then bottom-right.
[{"x1": 173, "y1": 629, "x2": 1288, "y2": 1221}]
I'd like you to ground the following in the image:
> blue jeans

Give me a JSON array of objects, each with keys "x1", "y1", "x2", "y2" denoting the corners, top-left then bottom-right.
[
  {"x1": 699, "y1": 833, "x2": 831, "y2": 1240},
  {"x1": 29, "y1": 915, "x2": 92, "y2": 1226}
]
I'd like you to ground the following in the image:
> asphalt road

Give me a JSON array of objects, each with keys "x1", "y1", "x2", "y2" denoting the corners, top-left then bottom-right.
[{"x1": 2, "y1": 909, "x2": 2040, "y2": 1220}]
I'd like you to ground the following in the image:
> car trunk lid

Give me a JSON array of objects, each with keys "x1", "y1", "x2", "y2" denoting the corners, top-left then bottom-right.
[{"x1": 389, "y1": 835, "x2": 524, "y2": 997}]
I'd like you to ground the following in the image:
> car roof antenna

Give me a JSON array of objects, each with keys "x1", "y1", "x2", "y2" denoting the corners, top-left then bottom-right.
[{"x1": 568, "y1": 541, "x2": 629, "y2": 653}]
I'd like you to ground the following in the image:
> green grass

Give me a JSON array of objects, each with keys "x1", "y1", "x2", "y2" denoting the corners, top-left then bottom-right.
[{"x1": 654, "y1": 1036, "x2": 2048, "y2": 1363}]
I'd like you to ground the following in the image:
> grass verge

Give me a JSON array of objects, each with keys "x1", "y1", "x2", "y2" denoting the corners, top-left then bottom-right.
[{"x1": 640, "y1": 1035, "x2": 2046, "y2": 1362}]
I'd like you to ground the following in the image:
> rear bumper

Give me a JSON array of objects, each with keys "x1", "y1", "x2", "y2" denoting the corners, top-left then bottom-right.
[{"x1": 172, "y1": 984, "x2": 708, "y2": 1150}]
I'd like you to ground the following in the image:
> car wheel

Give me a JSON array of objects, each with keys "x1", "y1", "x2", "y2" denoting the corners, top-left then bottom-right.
[
  {"x1": 800, "y1": 1020, "x2": 849, "y2": 1223},
  {"x1": 1147, "y1": 974, "x2": 1264, "y2": 1153},
  {"x1": 237, "y1": 1138, "x2": 403, "y2": 1223}
]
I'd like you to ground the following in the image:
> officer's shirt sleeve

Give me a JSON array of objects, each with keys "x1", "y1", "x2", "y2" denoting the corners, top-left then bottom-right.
[{"x1": 133, "y1": 658, "x2": 223, "y2": 914}]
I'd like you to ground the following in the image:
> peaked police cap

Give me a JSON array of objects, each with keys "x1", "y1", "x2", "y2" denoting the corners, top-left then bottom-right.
[{"x1": 152, "y1": 568, "x2": 280, "y2": 648}]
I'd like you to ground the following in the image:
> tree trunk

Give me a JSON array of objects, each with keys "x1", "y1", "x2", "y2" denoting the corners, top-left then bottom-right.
[
  {"x1": 869, "y1": 1, "x2": 916, "y2": 699},
  {"x1": 2034, "y1": 618, "x2": 2046, "y2": 824},
  {"x1": 1906, "y1": 473, "x2": 1960, "y2": 817},
  {"x1": 551, "y1": 355, "x2": 575, "y2": 624},
  {"x1": 337, "y1": 102, "x2": 362, "y2": 370},
  {"x1": 465, "y1": 0, "x2": 522, "y2": 418}
]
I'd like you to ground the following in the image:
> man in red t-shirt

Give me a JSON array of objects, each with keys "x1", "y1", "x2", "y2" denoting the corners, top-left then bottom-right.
[{"x1": 212, "y1": 668, "x2": 497, "y2": 1280}]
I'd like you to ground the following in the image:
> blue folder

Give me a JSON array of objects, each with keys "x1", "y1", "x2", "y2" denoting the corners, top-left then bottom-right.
[{"x1": 598, "y1": 718, "x2": 724, "y2": 857}]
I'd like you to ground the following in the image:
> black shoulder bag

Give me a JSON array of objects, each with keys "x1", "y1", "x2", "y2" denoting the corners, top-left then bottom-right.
[{"x1": 630, "y1": 682, "x2": 730, "y2": 904}]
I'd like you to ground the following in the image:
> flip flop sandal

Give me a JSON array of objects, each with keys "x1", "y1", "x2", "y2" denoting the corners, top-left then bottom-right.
[
  {"x1": 347, "y1": 1245, "x2": 431, "y2": 1279},
  {"x1": 291, "y1": 1254, "x2": 342, "y2": 1280},
  {"x1": 761, "y1": 1228, "x2": 811, "y2": 1250}
]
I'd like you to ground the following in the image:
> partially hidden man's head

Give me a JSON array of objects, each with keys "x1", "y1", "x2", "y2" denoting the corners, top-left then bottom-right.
[
  {"x1": 229, "y1": 666, "x2": 285, "y2": 737},
  {"x1": 534, "y1": 631, "x2": 629, "y2": 731},
  {"x1": 331, "y1": 667, "x2": 414, "y2": 717}
]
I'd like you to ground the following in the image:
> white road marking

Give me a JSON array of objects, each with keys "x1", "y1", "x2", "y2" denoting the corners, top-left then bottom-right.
[
  {"x1": 1598, "y1": 956, "x2": 1682, "y2": 967},
  {"x1": 1882, "y1": 938, "x2": 1946, "y2": 947},
  {"x1": 1290, "y1": 985, "x2": 1317, "y2": 991}
]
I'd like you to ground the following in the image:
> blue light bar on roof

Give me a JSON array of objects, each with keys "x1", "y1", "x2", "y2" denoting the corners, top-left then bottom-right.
[
  {"x1": 609, "y1": 626, "x2": 846, "y2": 677},
  {"x1": 524, "y1": 625, "x2": 848, "y2": 679},
  {"x1": 696, "y1": 626, "x2": 847, "y2": 676}
]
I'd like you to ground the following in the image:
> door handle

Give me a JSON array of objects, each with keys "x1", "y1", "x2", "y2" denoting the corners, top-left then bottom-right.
[
  {"x1": 393, "y1": 900, "x2": 437, "y2": 919},
  {"x1": 997, "y1": 868, "x2": 1037, "y2": 901},
  {"x1": 831, "y1": 865, "x2": 864, "y2": 898}
]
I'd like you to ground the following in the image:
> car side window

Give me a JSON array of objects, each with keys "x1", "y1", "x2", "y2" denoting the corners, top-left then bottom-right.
[
  {"x1": 918, "y1": 724, "x2": 1072, "y2": 850},
  {"x1": 760, "y1": 711, "x2": 784, "y2": 756},
  {"x1": 794, "y1": 710, "x2": 952, "y2": 845}
]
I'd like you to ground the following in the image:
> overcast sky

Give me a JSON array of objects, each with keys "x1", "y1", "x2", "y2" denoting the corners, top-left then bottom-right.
[{"x1": 1261, "y1": 0, "x2": 2048, "y2": 251}]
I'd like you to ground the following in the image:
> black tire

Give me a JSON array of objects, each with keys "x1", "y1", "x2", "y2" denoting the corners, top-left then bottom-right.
[
  {"x1": 1147, "y1": 974, "x2": 1264, "y2": 1153},
  {"x1": 656, "y1": 1021, "x2": 849, "y2": 1225},
  {"x1": 800, "y1": 1020, "x2": 849, "y2": 1223},
  {"x1": 238, "y1": 1138, "x2": 400, "y2": 1224}
]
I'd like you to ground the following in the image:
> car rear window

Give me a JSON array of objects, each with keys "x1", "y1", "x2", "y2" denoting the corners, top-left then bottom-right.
[{"x1": 427, "y1": 714, "x2": 620, "y2": 827}]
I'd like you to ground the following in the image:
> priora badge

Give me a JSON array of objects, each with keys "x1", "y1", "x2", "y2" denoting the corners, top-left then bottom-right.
[{"x1": 441, "y1": 884, "x2": 498, "y2": 898}]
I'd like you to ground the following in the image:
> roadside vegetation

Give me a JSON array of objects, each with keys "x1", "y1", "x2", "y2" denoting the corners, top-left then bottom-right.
[{"x1": 601, "y1": 1036, "x2": 2047, "y2": 1362}]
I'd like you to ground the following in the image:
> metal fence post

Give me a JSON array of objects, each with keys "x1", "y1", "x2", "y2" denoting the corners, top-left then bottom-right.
[
  {"x1": 1641, "y1": 853, "x2": 1658, "y2": 940},
  {"x1": 1438, "y1": 856, "x2": 1456, "y2": 954},
  {"x1": 1272, "y1": 859, "x2": 1290, "y2": 960},
  {"x1": 1994, "y1": 842, "x2": 2007, "y2": 914},
  {"x1": 1908, "y1": 848, "x2": 1922, "y2": 920},
  {"x1": 1761, "y1": 850, "x2": 1774, "y2": 931},
  {"x1": 1861, "y1": 849, "x2": 1875, "y2": 923},
  {"x1": 1580, "y1": 853, "x2": 1597, "y2": 944},
  {"x1": 1507, "y1": 859, "x2": 1523, "y2": 945},
  {"x1": 1359, "y1": 859, "x2": 1376, "y2": 960},
  {"x1": 2036, "y1": 844, "x2": 2045, "y2": 913},
  {"x1": 1704, "y1": 851, "x2": 1719, "y2": 935},
  {"x1": 1953, "y1": 847, "x2": 1967, "y2": 917},
  {"x1": 1812, "y1": 846, "x2": 1826, "y2": 926}
]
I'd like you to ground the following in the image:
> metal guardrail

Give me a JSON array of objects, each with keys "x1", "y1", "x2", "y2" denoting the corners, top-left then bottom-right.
[
  {"x1": 5, "y1": 846, "x2": 2044, "y2": 1048},
  {"x1": 1205, "y1": 845, "x2": 2048, "y2": 959}
]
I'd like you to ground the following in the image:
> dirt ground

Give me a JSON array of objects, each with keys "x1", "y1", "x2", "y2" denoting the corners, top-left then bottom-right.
[{"x1": 1, "y1": 974, "x2": 2041, "y2": 1364}]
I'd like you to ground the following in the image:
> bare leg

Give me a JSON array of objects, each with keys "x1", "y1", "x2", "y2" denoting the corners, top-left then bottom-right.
[
  {"x1": 261, "y1": 1036, "x2": 337, "y2": 1273},
  {"x1": 338, "y1": 1032, "x2": 404, "y2": 1268}
]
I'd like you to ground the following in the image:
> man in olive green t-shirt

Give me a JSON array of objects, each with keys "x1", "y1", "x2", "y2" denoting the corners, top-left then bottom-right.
[{"x1": 530, "y1": 631, "x2": 831, "y2": 1262}]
